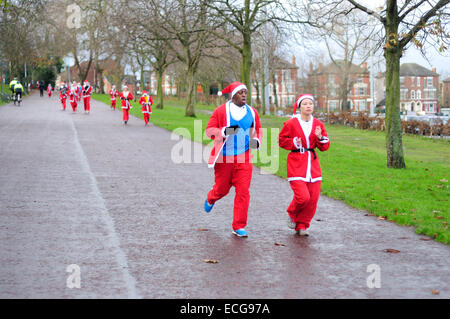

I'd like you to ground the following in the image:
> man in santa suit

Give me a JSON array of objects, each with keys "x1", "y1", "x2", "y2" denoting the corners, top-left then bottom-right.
[
  {"x1": 278, "y1": 94, "x2": 330, "y2": 236},
  {"x1": 82, "y1": 80, "x2": 92, "y2": 114},
  {"x1": 69, "y1": 84, "x2": 78, "y2": 113},
  {"x1": 109, "y1": 85, "x2": 119, "y2": 110},
  {"x1": 119, "y1": 85, "x2": 133, "y2": 125},
  {"x1": 204, "y1": 81, "x2": 262, "y2": 238},
  {"x1": 47, "y1": 83, "x2": 53, "y2": 98},
  {"x1": 59, "y1": 82, "x2": 69, "y2": 111},
  {"x1": 139, "y1": 91, "x2": 153, "y2": 126}
]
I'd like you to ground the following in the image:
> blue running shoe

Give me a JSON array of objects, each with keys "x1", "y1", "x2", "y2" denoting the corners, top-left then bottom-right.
[
  {"x1": 232, "y1": 228, "x2": 248, "y2": 237},
  {"x1": 204, "y1": 199, "x2": 214, "y2": 213}
]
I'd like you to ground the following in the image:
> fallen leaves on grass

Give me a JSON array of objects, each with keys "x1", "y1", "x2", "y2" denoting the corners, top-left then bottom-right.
[
  {"x1": 378, "y1": 216, "x2": 387, "y2": 220},
  {"x1": 203, "y1": 259, "x2": 218, "y2": 264},
  {"x1": 383, "y1": 249, "x2": 400, "y2": 253},
  {"x1": 440, "y1": 179, "x2": 448, "y2": 183},
  {"x1": 420, "y1": 237, "x2": 432, "y2": 241}
]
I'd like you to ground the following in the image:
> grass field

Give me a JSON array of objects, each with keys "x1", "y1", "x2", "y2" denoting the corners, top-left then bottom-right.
[{"x1": 92, "y1": 93, "x2": 450, "y2": 244}]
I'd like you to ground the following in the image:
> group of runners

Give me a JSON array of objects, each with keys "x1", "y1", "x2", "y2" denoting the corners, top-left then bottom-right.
[
  {"x1": 49, "y1": 78, "x2": 329, "y2": 238},
  {"x1": 56, "y1": 82, "x2": 153, "y2": 126}
]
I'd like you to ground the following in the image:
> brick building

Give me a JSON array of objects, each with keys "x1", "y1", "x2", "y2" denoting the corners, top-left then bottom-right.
[
  {"x1": 376, "y1": 63, "x2": 440, "y2": 115},
  {"x1": 441, "y1": 77, "x2": 450, "y2": 114},
  {"x1": 252, "y1": 56, "x2": 298, "y2": 108},
  {"x1": 307, "y1": 60, "x2": 371, "y2": 112}
]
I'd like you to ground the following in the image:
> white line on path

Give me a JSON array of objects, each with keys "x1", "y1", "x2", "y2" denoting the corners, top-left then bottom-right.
[{"x1": 70, "y1": 119, "x2": 142, "y2": 299}]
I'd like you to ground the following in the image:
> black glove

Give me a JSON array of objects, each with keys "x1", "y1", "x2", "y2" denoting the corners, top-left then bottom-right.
[
  {"x1": 249, "y1": 138, "x2": 259, "y2": 149},
  {"x1": 225, "y1": 125, "x2": 240, "y2": 136}
]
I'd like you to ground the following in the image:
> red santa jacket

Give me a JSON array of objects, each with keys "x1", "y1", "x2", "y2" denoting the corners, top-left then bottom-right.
[
  {"x1": 139, "y1": 95, "x2": 153, "y2": 113},
  {"x1": 69, "y1": 88, "x2": 78, "y2": 103},
  {"x1": 109, "y1": 89, "x2": 119, "y2": 101},
  {"x1": 278, "y1": 115, "x2": 330, "y2": 183},
  {"x1": 119, "y1": 91, "x2": 133, "y2": 109},
  {"x1": 206, "y1": 101, "x2": 262, "y2": 168},
  {"x1": 82, "y1": 85, "x2": 92, "y2": 98}
]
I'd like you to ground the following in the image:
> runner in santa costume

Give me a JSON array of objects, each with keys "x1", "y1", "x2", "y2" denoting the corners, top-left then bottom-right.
[
  {"x1": 59, "y1": 82, "x2": 69, "y2": 111},
  {"x1": 109, "y1": 85, "x2": 119, "y2": 110},
  {"x1": 82, "y1": 80, "x2": 92, "y2": 114},
  {"x1": 278, "y1": 94, "x2": 330, "y2": 236},
  {"x1": 47, "y1": 83, "x2": 53, "y2": 98},
  {"x1": 139, "y1": 91, "x2": 153, "y2": 126},
  {"x1": 76, "y1": 82, "x2": 82, "y2": 103},
  {"x1": 69, "y1": 84, "x2": 78, "y2": 112},
  {"x1": 204, "y1": 81, "x2": 262, "y2": 238},
  {"x1": 119, "y1": 85, "x2": 133, "y2": 125}
]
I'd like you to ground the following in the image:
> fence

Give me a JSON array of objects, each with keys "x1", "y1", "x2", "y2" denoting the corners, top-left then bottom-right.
[{"x1": 323, "y1": 111, "x2": 450, "y2": 137}]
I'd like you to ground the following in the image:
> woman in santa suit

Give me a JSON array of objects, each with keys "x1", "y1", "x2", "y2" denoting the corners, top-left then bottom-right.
[
  {"x1": 278, "y1": 94, "x2": 330, "y2": 236},
  {"x1": 119, "y1": 85, "x2": 133, "y2": 125},
  {"x1": 204, "y1": 81, "x2": 262, "y2": 238},
  {"x1": 139, "y1": 90, "x2": 153, "y2": 126},
  {"x1": 109, "y1": 85, "x2": 119, "y2": 110},
  {"x1": 69, "y1": 84, "x2": 78, "y2": 112}
]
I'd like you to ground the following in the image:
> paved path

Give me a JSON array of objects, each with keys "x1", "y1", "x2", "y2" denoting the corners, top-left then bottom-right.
[{"x1": 0, "y1": 92, "x2": 449, "y2": 299}]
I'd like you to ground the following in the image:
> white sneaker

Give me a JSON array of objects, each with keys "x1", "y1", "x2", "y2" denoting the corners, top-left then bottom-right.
[
  {"x1": 297, "y1": 229, "x2": 309, "y2": 236},
  {"x1": 287, "y1": 217, "x2": 296, "y2": 229}
]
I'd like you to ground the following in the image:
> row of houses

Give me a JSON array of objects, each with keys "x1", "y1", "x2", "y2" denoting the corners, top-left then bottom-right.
[
  {"x1": 253, "y1": 57, "x2": 448, "y2": 115},
  {"x1": 62, "y1": 58, "x2": 449, "y2": 115}
]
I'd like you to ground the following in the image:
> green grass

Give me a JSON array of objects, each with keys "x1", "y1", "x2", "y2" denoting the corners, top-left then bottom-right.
[{"x1": 92, "y1": 93, "x2": 450, "y2": 244}]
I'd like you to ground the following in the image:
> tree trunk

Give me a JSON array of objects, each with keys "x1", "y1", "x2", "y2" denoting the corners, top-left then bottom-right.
[
  {"x1": 185, "y1": 66, "x2": 196, "y2": 117},
  {"x1": 241, "y1": 31, "x2": 252, "y2": 101},
  {"x1": 156, "y1": 68, "x2": 164, "y2": 109},
  {"x1": 384, "y1": 0, "x2": 406, "y2": 168}
]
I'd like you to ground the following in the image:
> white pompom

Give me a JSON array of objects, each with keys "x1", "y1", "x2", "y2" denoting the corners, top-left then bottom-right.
[{"x1": 217, "y1": 91, "x2": 222, "y2": 96}]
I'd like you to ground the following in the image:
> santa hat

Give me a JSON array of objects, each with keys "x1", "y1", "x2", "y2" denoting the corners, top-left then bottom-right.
[
  {"x1": 218, "y1": 81, "x2": 247, "y2": 98},
  {"x1": 293, "y1": 94, "x2": 314, "y2": 114},
  {"x1": 142, "y1": 90, "x2": 148, "y2": 96}
]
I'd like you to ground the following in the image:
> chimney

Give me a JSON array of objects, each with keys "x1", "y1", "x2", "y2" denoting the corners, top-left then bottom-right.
[
  {"x1": 432, "y1": 67, "x2": 436, "y2": 73},
  {"x1": 309, "y1": 61, "x2": 313, "y2": 73},
  {"x1": 361, "y1": 62, "x2": 367, "y2": 70},
  {"x1": 292, "y1": 55, "x2": 296, "y2": 66}
]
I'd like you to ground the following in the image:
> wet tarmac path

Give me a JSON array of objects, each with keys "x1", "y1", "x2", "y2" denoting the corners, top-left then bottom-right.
[{"x1": 0, "y1": 93, "x2": 448, "y2": 298}]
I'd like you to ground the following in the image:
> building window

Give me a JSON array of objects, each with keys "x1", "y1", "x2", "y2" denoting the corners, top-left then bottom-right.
[
  {"x1": 427, "y1": 77, "x2": 433, "y2": 88},
  {"x1": 417, "y1": 90, "x2": 421, "y2": 99},
  {"x1": 400, "y1": 76, "x2": 405, "y2": 83},
  {"x1": 411, "y1": 90, "x2": 415, "y2": 99},
  {"x1": 417, "y1": 77, "x2": 420, "y2": 86},
  {"x1": 359, "y1": 87, "x2": 365, "y2": 96},
  {"x1": 400, "y1": 89, "x2": 408, "y2": 100},
  {"x1": 329, "y1": 75, "x2": 334, "y2": 84},
  {"x1": 358, "y1": 76, "x2": 363, "y2": 84}
]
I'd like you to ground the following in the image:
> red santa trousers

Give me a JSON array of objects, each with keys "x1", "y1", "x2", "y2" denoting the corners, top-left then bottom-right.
[
  {"x1": 287, "y1": 180, "x2": 321, "y2": 231},
  {"x1": 83, "y1": 97, "x2": 91, "y2": 112},
  {"x1": 111, "y1": 100, "x2": 116, "y2": 110},
  {"x1": 207, "y1": 161, "x2": 253, "y2": 230},
  {"x1": 70, "y1": 101, "x2": 77, "y2": 112},
  {"x1": 61, "y1": 99, "x2": 66, "y2": 110},
  {"x1": 122, "y1": 109, "x2": 129, "y2": 122},
  {"x1": 143, "y1": 113, "x2": 150, "y2": 125}
]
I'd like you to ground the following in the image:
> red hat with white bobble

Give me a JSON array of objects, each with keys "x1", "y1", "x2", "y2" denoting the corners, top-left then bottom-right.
[
  {"x1": 218, "y1": 81, "x2": 247, "y2": 98},
  {"x1": 293, "y1": 94, "x2": 314, "y2": 114}
]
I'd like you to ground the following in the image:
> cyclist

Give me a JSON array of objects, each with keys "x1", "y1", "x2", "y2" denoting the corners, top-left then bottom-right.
[
  {"x1": 14, "y1": 81, "x2": 24, "y2": 105},
  {"x1": 9, "y1": 77, "x2": 18, "y2": 99}
]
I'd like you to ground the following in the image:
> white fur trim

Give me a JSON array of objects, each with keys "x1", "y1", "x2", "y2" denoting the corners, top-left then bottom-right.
[{"x1": 231, "y1": 84, "x2": 247, "y2": 98}]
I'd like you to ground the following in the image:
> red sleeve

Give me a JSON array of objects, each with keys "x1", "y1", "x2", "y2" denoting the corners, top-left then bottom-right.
[
  {"x1": 206, "y1": 108, "x2": 224, "y2": 141},
  {"x1": 149, "y1": 96, "x2": 153, "y2": 105},
  {"x1": 138, "y1": 97, "x2": 144, "y2": 105},
  {"x1": 278, "y1": 120, "x2": 297, "y2": 151},
  {"x1": 252, "y1": 108, "x2": 263, "y2": 144},
  {"x1": 129, "y1": 93, "x2": 134, "y2": 100}
]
